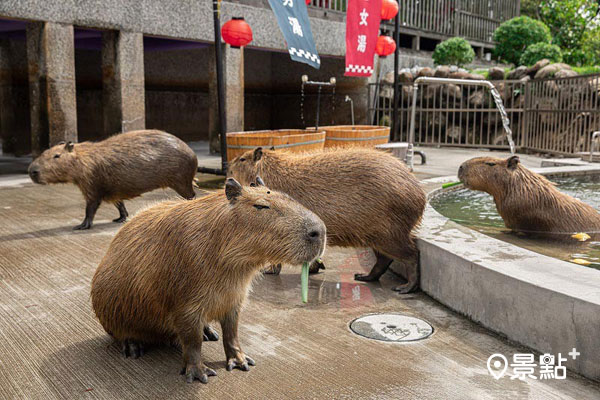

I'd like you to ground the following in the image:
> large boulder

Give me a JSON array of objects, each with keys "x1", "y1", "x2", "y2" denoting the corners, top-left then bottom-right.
[
  {"x1": 534, "y1": 63, "x2": 572, "y2": 79},
  {"x1": 507, "y1": 66, "x2": 529, "y2": 80},
  {"x1": 398, "y1": 70, "x2": 414, "y2": 83},
  {"x1": 488, "y1": 67, "x2": 505, "y2": 80},
  {"x1": 434, "y1": 66, "x2": 451, "y2": 78},
  {"x1": 527, "y1": 59, "x2": 551, "y2": 77},
  {"x1": 417, "y1": 67, "x2": 435, "y2": 77},
  {"x1": 554, "y1": 69, "x2": 578, "y2": 79}
]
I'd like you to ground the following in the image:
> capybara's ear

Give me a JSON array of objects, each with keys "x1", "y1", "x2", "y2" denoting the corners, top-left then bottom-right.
[
  {"x1": 507, "y1": 155, "x2": 520, "y2": 170},
  {"x1": 65, "y1": 141, "x2": 74, "y2": 152},
  {"x1": 270, "y1": 146, "x2": 275, "y2": 151},
  {"x1": 225, "y1": 178, "x2": 243, "y2": 202},
  {"x1": 253, "y1": 147, "x2": 263, "y2": 161},
  {"x1": 255, "y1": 176, "x2": 266, "y2": 187}
]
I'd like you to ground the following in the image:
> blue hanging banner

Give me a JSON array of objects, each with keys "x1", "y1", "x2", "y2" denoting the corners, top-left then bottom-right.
[{"x1": 268, "y1": 0, "x2": 321, "y2": 69}]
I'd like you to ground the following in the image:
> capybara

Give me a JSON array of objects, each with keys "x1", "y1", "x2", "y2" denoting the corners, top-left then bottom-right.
[
  {"x1": 28, "y1": 130, "x2": 197, "y2": 230},
  {"x1": 458, "y1": 155, "x2": 600, "y2": 238},
  {"x1": 91, "y1": 178, "x2": 326, "y2": 383},
  {"x1": 228, "y1": 147, "x2": 427, "y2": 293}
]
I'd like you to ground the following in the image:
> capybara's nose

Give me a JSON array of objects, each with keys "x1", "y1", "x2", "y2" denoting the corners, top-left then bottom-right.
[
  {"x1": 308, "y1": 230, "x2": 320, "y2": 240},
  {"x1": 29, "y1": 169, "x2": 39, "y2": 182}
]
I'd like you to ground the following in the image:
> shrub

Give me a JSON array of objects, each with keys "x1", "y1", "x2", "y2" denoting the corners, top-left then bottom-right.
[
  {"x1": 492, "y1": 16, "x2": 551, "y2": 65},
  {"x1": 432, "y1": 37, "x2": 475, "y2": 67},
  {"x1": 519, "y1": 42, "x2": 562, "y2": 66}
]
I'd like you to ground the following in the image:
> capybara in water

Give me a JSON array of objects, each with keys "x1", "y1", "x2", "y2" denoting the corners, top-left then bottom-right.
[
  {"x1": 91, "y1": 178, "x2": 325, "y2": 383},
  {"x1": 28, "y1": 130, "x2": 197, "y2": 230},
  {"x1": 458, "y1": 155, "x2": 600, "y2": 238},
  {"x1": 228, "y1": 148, "x2": 427, "y2": 293}
]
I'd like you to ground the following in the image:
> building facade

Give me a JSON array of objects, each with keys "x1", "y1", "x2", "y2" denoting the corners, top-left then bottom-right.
[{"x1": 0, "y1": 0, "x2": 519, "y2": 156}]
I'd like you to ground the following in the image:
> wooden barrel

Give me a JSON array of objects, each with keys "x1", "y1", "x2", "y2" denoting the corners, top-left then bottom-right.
[
  {"x1": 226, "y1": 129, "x2": 325, "y2": 161},
  {"x1": 319, "y1": 125, "x2": 390, "y2": 148}
]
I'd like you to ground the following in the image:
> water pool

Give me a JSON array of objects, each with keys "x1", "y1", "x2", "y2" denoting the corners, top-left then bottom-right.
[{"x1": 430, "y1": 174, "x2": 600, "y2": 269}]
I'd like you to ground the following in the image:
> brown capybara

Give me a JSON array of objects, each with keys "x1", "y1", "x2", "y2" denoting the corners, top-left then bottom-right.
[
  {"x1": 458, "y1": 155, "x2": 600, "y2": 238},
  {"x1": 91, "y1": 178, "x2": 326, "y2": 384},
  {"x1": 228, "y1": 147, "x2": 427, "y2": 293},
  {"x1": 28, "y1": 130, "x2": 197, "y2": 230}
]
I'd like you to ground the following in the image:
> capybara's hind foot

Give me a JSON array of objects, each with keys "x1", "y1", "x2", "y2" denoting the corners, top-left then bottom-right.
[
  {"x1": 354, "y1": 273, "x2": 378, "y2": 282},
  {"x1": 263, "y1": 264, "x2": 282, "y2": 275},
  {"x1": 73, "y1": 220, "x2": 92, "y2": 230},
  {"x1": 180, "y1": 363, "x2": 217, "y2": 384},
  {"x1": 112, "y1": 216, "x2": 127, "y2": 223},
  {"x1": 392, "y1": 282, "x2": 418, "y2": 294},
  {"x1": 226, "y1": 354, "x2": 256, "y2": 372},
  {"x1": 309, "y1": 258, "x2": 325, "y2": 274},
  {"x1": 203, "y1": 325, "x2": 219, "y2": 342},
  {"x1": 121, "y1": 339, "x2": 145, "y2": 358}
]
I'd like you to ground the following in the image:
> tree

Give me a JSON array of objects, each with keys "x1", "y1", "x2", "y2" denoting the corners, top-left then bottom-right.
[
  {"x1": 492, "y1": 16, "x2": 552, "y2": 65},
  {"x1": 432, "y1": 37, "x2": 475, "y2": 67},
  {"x1": 540, "y1": 0, "x2": 600, "y2": 65},
  {"x1": 521, "y1": 0, "x2": 543, "y2": 18},
  {"x1": 520, "y1": 42, "x2": 563, "y2": 65}
]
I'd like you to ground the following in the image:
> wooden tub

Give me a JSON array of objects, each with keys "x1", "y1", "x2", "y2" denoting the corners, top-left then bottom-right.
[
  {"x1": 226, "y1": 129, "x2": 325, "y2": 161},
  {"x1": 319, "y1": 125, "x2": 390, "y2": 148}
]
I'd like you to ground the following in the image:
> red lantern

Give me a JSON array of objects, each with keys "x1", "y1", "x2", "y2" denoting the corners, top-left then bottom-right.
[
  {"x1": 306, "y1": 0, "x2": 311, "y2": 4},
  {"x1": 381, "y1": 0, "x2": 399, "y2": 20},
  {"x1": 221, "y1": 17, "x2": 253, "y2": 48},
  {"x1": 375, "y1": 35, "x2": 396, "y2": 57}
]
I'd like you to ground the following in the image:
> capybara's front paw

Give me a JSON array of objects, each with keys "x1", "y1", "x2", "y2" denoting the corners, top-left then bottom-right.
[
  {"x1": 226, "y1": 353, "x2": 256, "y2": 372},
  {"x1": 309, "y1": 258, "x2": 325, "y2": 274},
  {"x1": 181, "y1": 363, "x2": 217, "y2": 384},
  {"x1": 73, "y1": 221, "x2": 92, "y2": 230},
  {"x1": 262, "y1": 264, "x2": 282, "y2": 275},
  {"x1": 354, "y1": 273, "x2": 377, "y2": 282},
  {"x1": 112, "y1": 216, "x2": 127, "y2": 223},
  {"x1": 121, "y1": 339, "x2": 144, "y2": 358}
]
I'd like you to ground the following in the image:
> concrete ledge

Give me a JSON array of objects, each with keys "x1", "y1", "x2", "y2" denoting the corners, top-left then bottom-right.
[{"x1": 418, "y1": 167, "x2": 600, "y2": 382}]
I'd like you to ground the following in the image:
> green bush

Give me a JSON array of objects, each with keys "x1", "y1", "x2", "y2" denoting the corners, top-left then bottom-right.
[
  {"x1": 432, "y1": 37, "x2": 475, "y2": 67},
  {"x1": 492, "y1": 16, "x2": 551, "y2": 65},
  {"x1": 519, "y1": 42, "x2": 562, "y2": 66}
]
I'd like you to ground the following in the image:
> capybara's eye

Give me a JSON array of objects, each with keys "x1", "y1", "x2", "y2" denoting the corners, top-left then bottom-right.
[
  {"x1": 240, "y1": 157, "x2": 246, "y2": 162},
  {"x1": 485, "y1": 162, "x2": 495, "y2": 166},
  {"x1": 253, "y1": 204, "x2": 270, "y2": 210},
  {"x1": 53, "y1": 154, "x2": 60, "y2": 159}
]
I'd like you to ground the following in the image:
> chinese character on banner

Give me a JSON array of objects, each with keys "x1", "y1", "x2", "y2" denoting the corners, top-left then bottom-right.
[
  {"x1": 268, "y1": 0, "x2": 321, "y2": 69},
  {"x1": 345, "y1": 0, "x2": 382, "y2": 77}
]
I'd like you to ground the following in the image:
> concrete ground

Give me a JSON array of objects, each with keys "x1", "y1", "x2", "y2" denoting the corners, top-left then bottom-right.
[{"x1": 0, "y1": 147, "x2": 599, "y2": 399}]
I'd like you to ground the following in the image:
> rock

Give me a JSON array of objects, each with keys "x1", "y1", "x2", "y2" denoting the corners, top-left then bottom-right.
[
  {"x1": 534, "y1": 63, "x2": 573, "y2": 79},
  {"x1": 469, "y1": 73, "x2": 486, "y2": 80},
  {"x1": 449, "y1": 70, "x2": 472, "y2": 80},
  {"x1": 446, "y1": 124, "x2": 463, "y2": 140},
  {"x1": 488, "y1": 67, "x2": 505, "y2": 80},
  {"x1": 435, "y1": 66, "x2": 451, "y2": 78},
  {"x1": 527, "y1": 59, "x2": 551, "y2": 76},
  {"x1": 417, "y1": 67, "x2": 435, "y2": 77},
  {"x1": 382, "y1": 71, "x2": 395, "y2": 85},
  {"x1": 507, "y1": 66, "x2": 528, "y2": 80},
  {"x1": 398, "y1": 71, "x2": 414, "y2": 83},
  {"x1": 469, "y1": 90, "x2": 488, "y2": 108},
  {"x1": 519, "y1": 75, "x2": 531, "y2": 84},
  {"x1": 449, "y1": 65, "x2": 459, "y2": 73},
  {"x1": 554, "y1": 69, "x2": 578, "y2": 79}
]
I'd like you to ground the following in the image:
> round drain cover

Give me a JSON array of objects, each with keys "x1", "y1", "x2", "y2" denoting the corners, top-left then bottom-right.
[{"x1": 349, "y1": 313, "x2": 433, "y2": 342}]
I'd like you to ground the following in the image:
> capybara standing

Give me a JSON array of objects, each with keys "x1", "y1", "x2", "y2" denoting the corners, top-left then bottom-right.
[
  {"x1": 91, "y1": 178, "x2": 326, "y2": 383},
  {"x1": 228, "y1": 148, "x2": 427, "y2": 293},
  {"x1": 458, "y1": 155, "x2": 600, "y2": 238},
  {"x1": 28, "y1": 130, "x2": 198, "y2": 230}
]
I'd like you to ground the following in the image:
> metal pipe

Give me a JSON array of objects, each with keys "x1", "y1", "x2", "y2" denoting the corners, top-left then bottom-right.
[
  {"x1": 591, "y1": 131, "x2": 600, "y2": 162},
  {"x1": 391, "y1": 13, "x2": 400, "y2": 141},
  {"x1": 213, "y1": 0, "x2": 228, "y2": 173},
  {"x1": 345, "y1": 95, "x2": 354, "y2": 125},
  {"x1": 198, "y1": 166, "x2": 227, "y2": 176},
  {"x1": 407, "y1": 77, "x2": 512, "y2": 170}
]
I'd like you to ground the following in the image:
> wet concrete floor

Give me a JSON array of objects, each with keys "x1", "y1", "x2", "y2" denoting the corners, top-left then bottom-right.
[{"x1": 0, "y1": 148, "x2": 599, "y2": 399}]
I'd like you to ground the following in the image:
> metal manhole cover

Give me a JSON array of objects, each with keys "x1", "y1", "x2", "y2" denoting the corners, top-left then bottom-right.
[{"x1": 349, "y1": 313, "x2": 433, "y2": 342}]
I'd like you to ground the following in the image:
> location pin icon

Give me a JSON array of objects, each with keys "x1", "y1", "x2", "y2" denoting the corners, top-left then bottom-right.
[{"x1": 487, "y1": 354, "x2": 508, "y2": 380}]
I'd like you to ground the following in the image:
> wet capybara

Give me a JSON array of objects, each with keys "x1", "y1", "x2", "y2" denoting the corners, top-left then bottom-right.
[
  {"x1": 458, "y1": 155, "x2": 600, "y2": 238},
  {"x1": 28, "y1": 130, "x2": 197, "y2": 230},
  {"x1": 91, "y1": 178, "x2": 325, "y2": 384},
  {"x1": 228, "y1": 148, "x2": 427, "y2": 293}
]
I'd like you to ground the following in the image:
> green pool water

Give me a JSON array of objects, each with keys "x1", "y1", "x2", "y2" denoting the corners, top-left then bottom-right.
[{"x1": 430, "y1": 175, "x2": 600, "y2": 269}]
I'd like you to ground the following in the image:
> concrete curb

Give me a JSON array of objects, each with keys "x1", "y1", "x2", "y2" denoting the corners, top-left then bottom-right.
[{"x1": 417, "y1": 166, "x2": 600, "y2": 382}]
